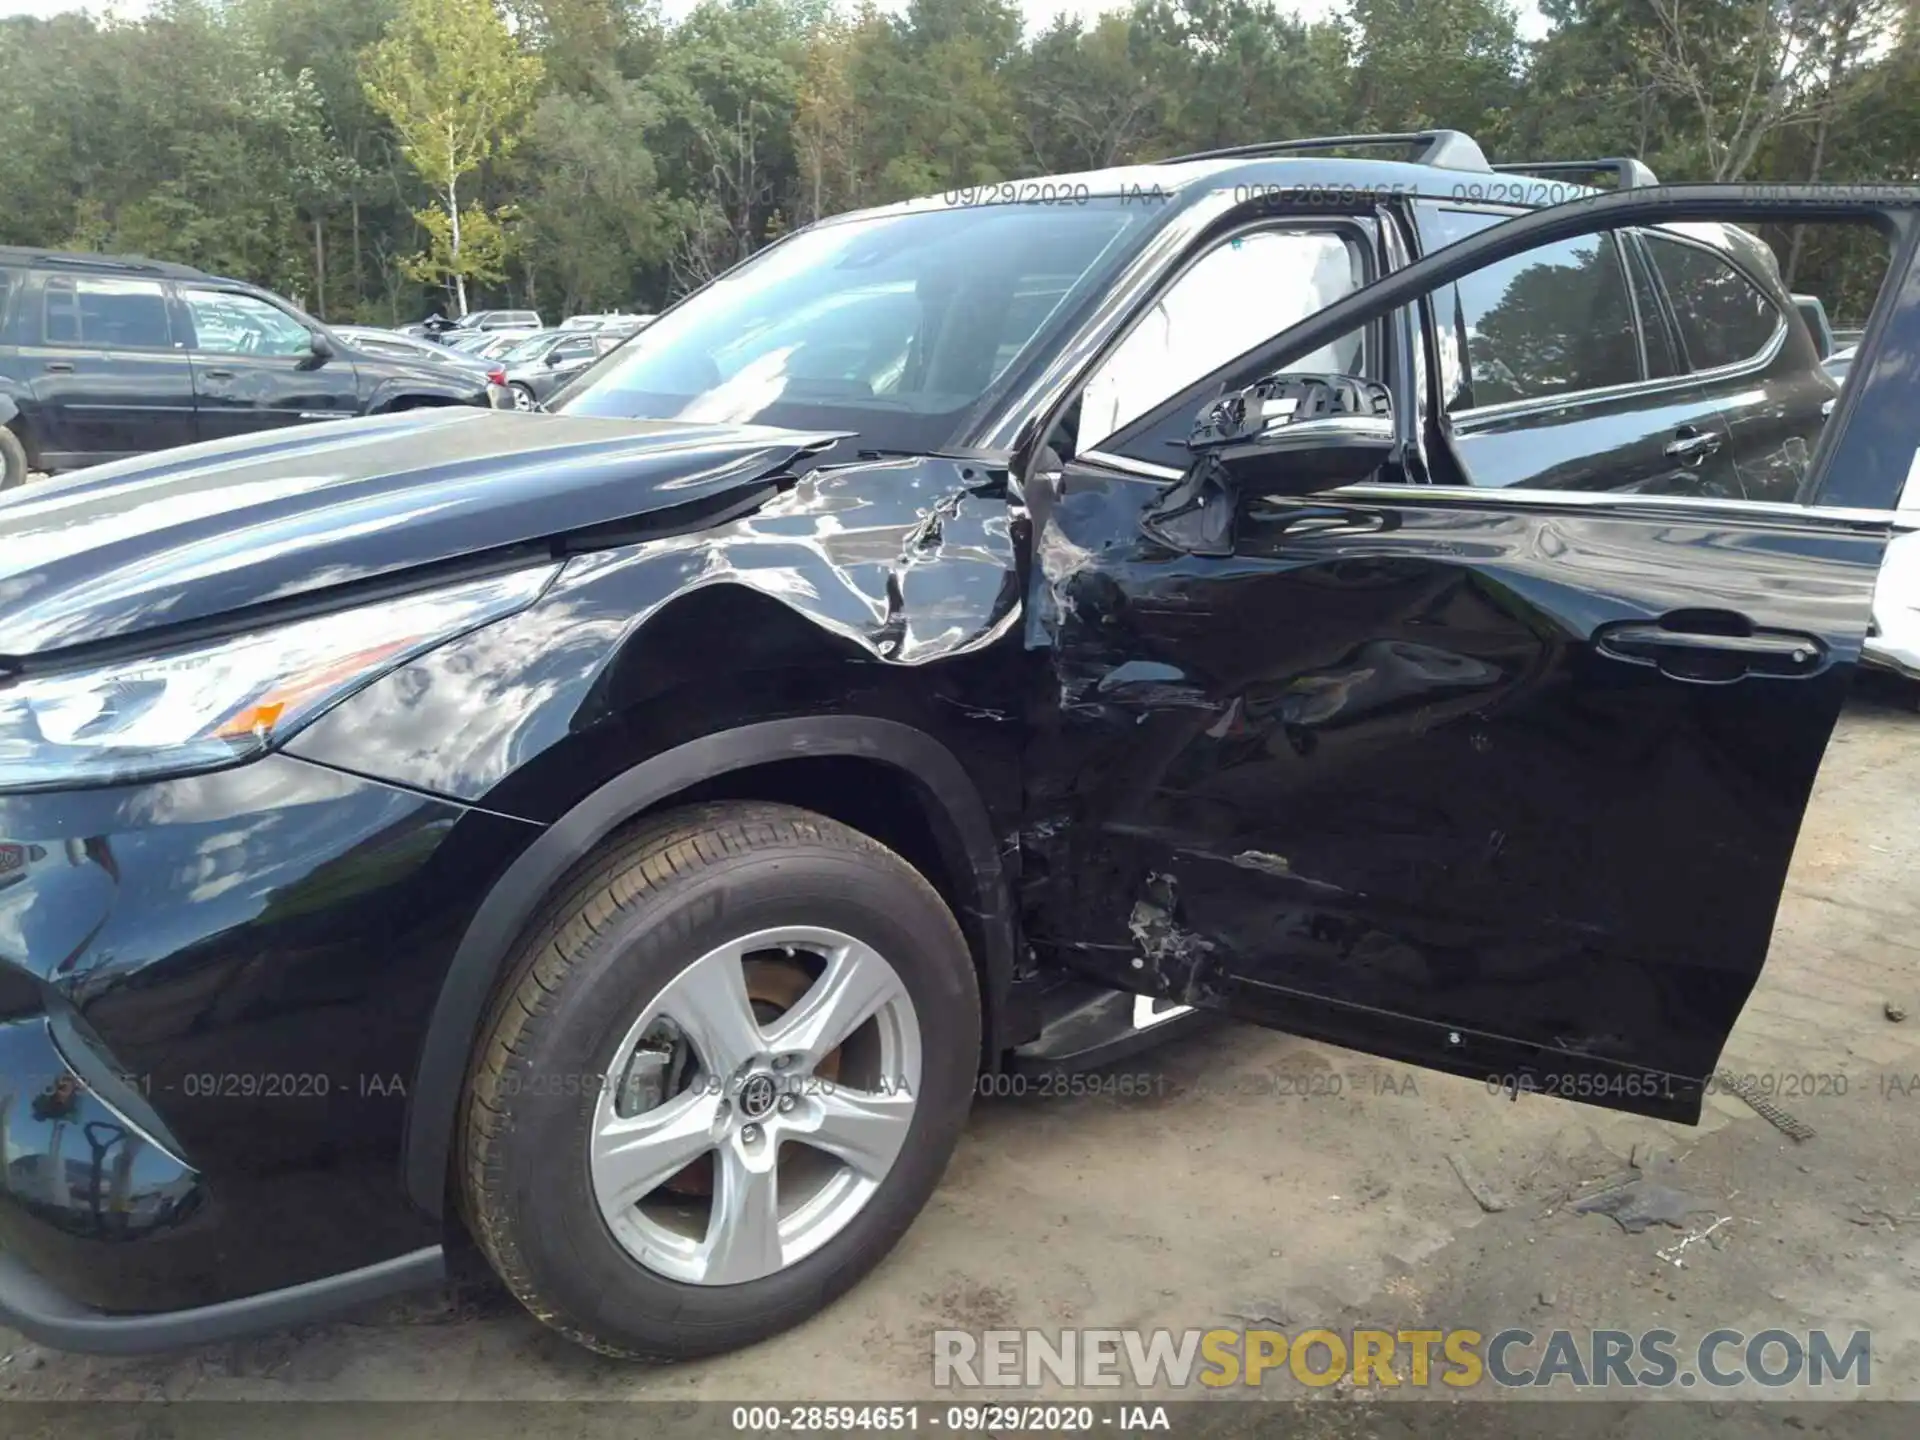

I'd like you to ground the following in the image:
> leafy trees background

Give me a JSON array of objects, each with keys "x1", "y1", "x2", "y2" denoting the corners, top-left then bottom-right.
[{"x1": 0, "y1": 0, "x2": 1910, "y2": 323}]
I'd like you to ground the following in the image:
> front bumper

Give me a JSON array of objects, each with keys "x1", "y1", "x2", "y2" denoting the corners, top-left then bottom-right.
[{"x1": 0, "y1": 753, "x2": 534, "y2": 1334}]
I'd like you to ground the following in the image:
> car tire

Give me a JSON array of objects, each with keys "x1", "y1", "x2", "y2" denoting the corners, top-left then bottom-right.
[
  {"x1": 460, "y1": 801, "x2": 980, "y2": 1359},
  {"x1": 0, "y1": 425, "x2": 27, "y2": 491},
  {"x1": 509, "y1": 382, "x2": 535, "y2": 408}
]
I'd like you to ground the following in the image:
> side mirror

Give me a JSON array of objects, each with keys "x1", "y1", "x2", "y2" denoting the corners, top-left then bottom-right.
[
  {"x1": 299, "y1": 331, "x2": 335, "y2": 370},
  {"x1": 1188, "y1": 372, "x2": 1395, "y2": 494}
]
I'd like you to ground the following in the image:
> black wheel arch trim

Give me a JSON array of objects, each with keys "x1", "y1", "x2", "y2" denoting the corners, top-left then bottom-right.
[
  {"x1": 0, "y1": 1245, "x2": 445, "y2": 1356},
  {"x1": 401, "y1": 715, "x2": 1017, "y2": 1217},
  {"x1": 369, "y1": 376, "x2": 485, "y2": 412}
]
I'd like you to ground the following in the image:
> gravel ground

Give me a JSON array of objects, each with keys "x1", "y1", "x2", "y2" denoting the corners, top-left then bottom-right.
[{"x1": 3, "y1": 692, "x2": 1918, "y2": 1430}]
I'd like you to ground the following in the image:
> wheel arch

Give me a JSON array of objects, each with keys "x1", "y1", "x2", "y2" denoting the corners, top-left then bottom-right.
[
  {"x1": 0, "y1": 391, "x2": 27, "y2": 449},
  {"x1": 401, "y1": 715, "x2": 1015, "y2": 1218},
  {"x1": 376, "y1": 391, "x2": 469, "y2": 413}
]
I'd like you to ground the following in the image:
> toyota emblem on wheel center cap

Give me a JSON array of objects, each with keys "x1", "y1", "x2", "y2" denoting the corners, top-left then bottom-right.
[{"x1": 739, "y1": 1073, "x2": 778, "y2": 1120}]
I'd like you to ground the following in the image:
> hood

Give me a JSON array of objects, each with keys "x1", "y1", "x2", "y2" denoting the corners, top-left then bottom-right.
[{"x1": 0, "y1": 408, "x2": 838, "y2": 659}]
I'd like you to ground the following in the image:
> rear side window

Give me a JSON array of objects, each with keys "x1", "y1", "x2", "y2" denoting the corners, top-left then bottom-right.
[
  {"x1": 1642, "y1": 232, "x2": 1781, "y2": 371},
  {"x1": 1624, "y1": 238, "x2": 1682, "y2": 380},
  {"x1": 1422, "y1": 210, "x2": 1640, "y2": 409},
  {"x1": 43, "y1": 276, "x2": 174, "y2": 350}
]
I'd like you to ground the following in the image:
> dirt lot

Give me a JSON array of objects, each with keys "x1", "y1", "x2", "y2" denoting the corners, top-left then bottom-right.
[{"x1": 3, "y1": 695, "x2": 1918, "y2": 1427}]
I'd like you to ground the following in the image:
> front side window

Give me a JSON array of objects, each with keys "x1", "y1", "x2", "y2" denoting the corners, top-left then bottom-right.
[
  {"x1": 43, "y1": 276, "x2": 173, "y2": 350},
  {"x1": 1642, "y1": 232, "x2": 1781, "y2": 370},
  {"x1": 181, "y1": 290, "x2": 312, "y2": 358},
  {"x1": 1078, "y1": 227, "x2": 1368, "y2": 453},
  {"x1": 500, "y1": 334, "x2": 554, "y2": 363},
  {"x1": 556, "y1": 200, "x2": 1154, "y2": 453}
]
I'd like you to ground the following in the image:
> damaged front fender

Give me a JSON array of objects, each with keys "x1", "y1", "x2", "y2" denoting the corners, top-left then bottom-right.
[{"x1": 283, "y1": 453, "x2": 1028, "y2": 815}]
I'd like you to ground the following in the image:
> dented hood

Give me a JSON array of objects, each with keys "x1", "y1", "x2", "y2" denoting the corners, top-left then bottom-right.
[{"x1": 0, "y1": 408, "x2": 837, "y2": 659}]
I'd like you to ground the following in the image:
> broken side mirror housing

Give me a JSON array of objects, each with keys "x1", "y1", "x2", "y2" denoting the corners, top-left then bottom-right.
[
  {"x1": 1188, "y1": 372, "x2": 1395, "y2": 495},
  {"x1": 300, "y1": 330, "x2": 335, "y2": 370}
]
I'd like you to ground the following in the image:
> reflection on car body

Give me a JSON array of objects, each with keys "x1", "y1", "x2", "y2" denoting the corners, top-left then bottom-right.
[{"x1": 0, "y1": 130, "x2": 1916, "y2": 1367}]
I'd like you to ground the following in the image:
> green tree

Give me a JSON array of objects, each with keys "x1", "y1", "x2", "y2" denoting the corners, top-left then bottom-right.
[
  {"x1": 1010, "y1": 15, "x2": 1163, "y2": 172},
  {"x1": 1350, "y1": 0, "x2": 1523, "y2": 141},
  {"x1": 522, "y1": 70, "x2": 676, "y2": 310},
  {"x1": 361, "y1": 0, "x2": 543, "y2": 313},
  {"x1": 646, "y1": 1, "x2": 805, "y2": 287}
]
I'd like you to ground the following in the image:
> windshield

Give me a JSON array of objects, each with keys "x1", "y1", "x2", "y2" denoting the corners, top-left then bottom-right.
[
  {"x1": 554, "y1": 200, "x2": 1154, "y2": 450},
  {"x1": 501, "y1": 333, "x2": 559, "y2": 363}
]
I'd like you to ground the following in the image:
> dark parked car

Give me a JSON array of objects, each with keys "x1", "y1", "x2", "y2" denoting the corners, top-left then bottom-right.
[
  {"x1": 2, "y1": 133, "x2": 1915, "y2": 1365},
  {"x1": 0, "y1": 248, "x2": 498, "y2": 488},
  {"x1": 499, "y1": 327, "x2": 625, "y2": 406}
]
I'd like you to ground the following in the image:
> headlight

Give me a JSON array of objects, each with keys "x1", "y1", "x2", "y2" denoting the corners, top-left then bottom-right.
[{"x1": 0, "y1": 565, "x2": 558, "y2": 793}]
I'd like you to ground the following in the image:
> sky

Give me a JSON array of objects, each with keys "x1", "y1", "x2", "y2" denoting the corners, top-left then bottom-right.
[{"x1": 0, "y1": 0, "x2": 1551, "y2": 39}]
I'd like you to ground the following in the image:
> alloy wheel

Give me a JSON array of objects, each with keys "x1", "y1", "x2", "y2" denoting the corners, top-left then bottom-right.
[{"x1": 588, "y1": 925, "x2": 922, "y2": 1285}]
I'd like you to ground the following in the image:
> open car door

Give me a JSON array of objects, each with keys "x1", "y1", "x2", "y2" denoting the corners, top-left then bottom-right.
[{"x1": 1022, "y1": 186, "x2": 1920, "y2": 1121}]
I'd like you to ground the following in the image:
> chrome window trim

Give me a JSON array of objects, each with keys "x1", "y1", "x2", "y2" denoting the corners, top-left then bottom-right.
[
  {"x1": 1080, "y1": 447, "x2": 1185, "y2": 482},
  {"x1": 1079, "y1": 454, "x2": 1901, "y2": 525},
  {"x1": 1332, "y1": 480, "x2": 1892, "y2": 526}
]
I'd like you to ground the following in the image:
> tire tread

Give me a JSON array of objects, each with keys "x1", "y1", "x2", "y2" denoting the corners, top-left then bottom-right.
[{"x1": 459, "y1": 801, "x2": 953, "y2": 1359}]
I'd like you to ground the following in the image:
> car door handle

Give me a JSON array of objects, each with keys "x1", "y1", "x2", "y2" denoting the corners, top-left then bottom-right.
[
  {"x1": 1595, "y1": 616, "x2": 1828, "y2": 683},
  {"x1": 1662, "y1": 427, "x2": 1723, "y2": 464},
  {"x1": 43, "y1": 361, "x2": 74, "y2": 374},
  {"x1": 200, "y1": 369, "x2": 235, "y2": 381}
]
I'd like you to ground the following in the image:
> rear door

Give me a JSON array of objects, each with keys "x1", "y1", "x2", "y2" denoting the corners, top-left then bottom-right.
[
  {"x1": 1637, "y1": 225, "x2": 1839, "y2": 503},
  {"x1": 1022, "y1": 188, "x2": 1917, "y2": 1120},
  {"x1": 23, "y1": 273, "x2": 196, "y2": 464},
  {"x1": 178, "y1": 286, "x2": 359, "y2": 442},
  {"x1": 1416, "y1": 203, "x2": 1745, "y2": 498}
]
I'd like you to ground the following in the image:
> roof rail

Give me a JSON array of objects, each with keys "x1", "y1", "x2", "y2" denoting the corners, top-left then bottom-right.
[
  {"x1": 0, "y1": 245, "x2": 210, "y2": 280},
  {"x1": 1156, "y1": 130, "x2": 1492, "y2": 173},
  {"x1": 1491, "y1": 158, "x2": 1660, "y2": 190}
]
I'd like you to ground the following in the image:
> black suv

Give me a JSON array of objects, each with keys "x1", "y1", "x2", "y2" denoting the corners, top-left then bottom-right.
[
  {"x1": 0, "y1": 131, "x2": 1912, "y2": 1362},
  {"x1": 0, "y1": 248, "x2": 500, "y2": 489}
]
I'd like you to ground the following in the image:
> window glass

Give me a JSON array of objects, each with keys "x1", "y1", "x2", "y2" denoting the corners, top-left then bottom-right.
[
  {"x1": 1642, "y1": 232, "x2": 1780, "y2": 370},
  {"x1": 557, "y1": 200, "x2": 1151, "y2": 453},
  {"x1": 43, "y1": 277, "x2": 173, "y2": 349},
  {"x1": 500, "y1": 333, "x2": 554, "y2": 363},
  {"x1": 1078, "y1": 229, "x2": 1367, "y2": 452},
  {"x1": 0, "y1": 268, "x2": 17, "y2": 327},
  {"x1": 1422, "y1": 213, "x2": 1639, "y2": 408},
  {"x1": 181, "y1": 290, "x2": 313, "y2": 357}
]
